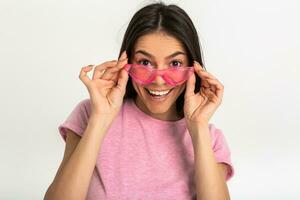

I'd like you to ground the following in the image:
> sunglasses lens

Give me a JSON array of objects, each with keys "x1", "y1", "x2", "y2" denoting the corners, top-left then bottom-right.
[
  {"x1": 165, "y1": 68, "x2": 193, "y2": 85},
  {"x1": 128, "y1": 64, "x2": 153, "y2": 83},
  {"x1": 126, "y1": 64, "x2": 194, "y2": 85}
]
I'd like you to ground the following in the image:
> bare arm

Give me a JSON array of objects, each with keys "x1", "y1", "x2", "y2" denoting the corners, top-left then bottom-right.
[
  {"x1": 188, "y1": 121, "x2": 230, "y2": 200},
  {"x1": 44, "y1": 114, "x2": 113, "y2": 200}
]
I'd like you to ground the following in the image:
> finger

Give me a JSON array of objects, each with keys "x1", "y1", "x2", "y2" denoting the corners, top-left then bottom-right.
[
  {"x1": 79, "y1": 65, "x2": 94, "y2": 85},
  {"x1": 205, "y1": 78, "x2": 224, "y2": 99},
  {"x1": 200, "y1": 77, "x2": 209, "y2": 88},
  {"x1": 115, "y1": 67, "x2": 129, "y2": 93},
  {"x1": 114, "y1": 52, "x2": 129, "y2": 92},
  {"x1": 101, "y1": 51, "x2": 128, "y2": 79},
  {"x1": 185, "y1": 72, "x2": 196, "y2": 97},
  {"x1": 193, "y1": 62, "x2": 216, "y2": 90},
  {"x1": 201, "y1": 78, "x2": 210, "y2": 88},
  {"x1": 112, "y1": 50, "x2": 128, "y2": 72},
  {"x1": 111, "y1": 50, "x2": 128, "y2": 83},
  {"x1": 198, "y1": 71, "x2": 218, "y2": 81},
  {"x1": 195, "y1": 66, "x2": 221, "y2": 94},
  {"x1": 194, "y1": 61, "x2": 217, "y2": 80},
  {"x1": 205, "y1": 79, "x2": 218, "y2": 93},
  {"x1": 193, "y1": 60, "x2": 205, "y2": 71},
  {"x1": 93, "y1": 60, "x2": 117, "y2": 80},
  {"x1": 197, "y1": 69, "x2": 218, "y2": 81},
  {"x1": 204, "y1": 88, "x2": 218, "y2": 101}
]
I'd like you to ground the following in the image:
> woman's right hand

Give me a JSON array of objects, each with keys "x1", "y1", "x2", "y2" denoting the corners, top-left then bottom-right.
[{"x1": 79, "y1": 50, "x2": 129, "y2": 119}]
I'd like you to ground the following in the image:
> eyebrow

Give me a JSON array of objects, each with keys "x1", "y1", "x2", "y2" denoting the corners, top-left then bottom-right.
[{"x1": 134, "y1": 49, "x2": 186, "y2": 59}]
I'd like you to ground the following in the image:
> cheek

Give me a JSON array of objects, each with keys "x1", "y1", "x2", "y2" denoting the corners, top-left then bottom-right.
[
  {"x1": 132, "y1": 81, "x2": 137, "y2": 91},
  {"x1": 174, "y1": 84, "x2": 186, "y2": 96},
  {"x1": 132, "y1": 81, "x2": 143, "y2": 94}
]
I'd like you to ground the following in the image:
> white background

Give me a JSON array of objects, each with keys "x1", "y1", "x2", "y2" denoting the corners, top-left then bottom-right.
[{"x1": 1, "y1": 0, "x2": 299, "y2": 199}]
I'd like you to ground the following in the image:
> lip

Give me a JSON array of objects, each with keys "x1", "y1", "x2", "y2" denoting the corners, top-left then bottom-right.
[
  {"x1": 146, "y1": 88, "x2": 173, "y2": 92},
  {"x1": 144, "y1": 88, "x2": 173, "y2": 102}
]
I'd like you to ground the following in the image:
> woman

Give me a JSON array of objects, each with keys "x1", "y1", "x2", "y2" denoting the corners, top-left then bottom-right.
[{"x1": 44, "y1": 2, "x2": 234, "y2": 200}]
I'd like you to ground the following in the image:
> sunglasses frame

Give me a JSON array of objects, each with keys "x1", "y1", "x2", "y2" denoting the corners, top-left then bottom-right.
[{"x1": 123, "y1": 63, "x2": 195, "y2": 86}]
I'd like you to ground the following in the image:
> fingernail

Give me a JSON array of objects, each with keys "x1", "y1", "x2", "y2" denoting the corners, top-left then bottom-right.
[
  {"x1": 119, "y1": 57, "x2": 127, "y2": 63},
  {"x1": 194, "y1": 61, "x2": 203, "y2": 70},
  {"x1": 121, "y1": 50, "x2": 127, "y2": 58},
  {"x1": 119, "y1": 53, "x2": 124, "y2": 60},
  {"x1": 193, "y1": 61, "x2": 198, "y2": 67}
]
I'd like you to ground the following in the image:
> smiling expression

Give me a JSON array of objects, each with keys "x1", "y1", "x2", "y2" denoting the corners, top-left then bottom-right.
[{"x1": 130, "y1": 32, "x2": 190, "y2": 121}]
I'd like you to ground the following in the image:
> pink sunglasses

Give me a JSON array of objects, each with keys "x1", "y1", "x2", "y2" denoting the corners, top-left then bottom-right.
[{"x1": 123, "y1": 63, "x2": 195, "y2": 86}]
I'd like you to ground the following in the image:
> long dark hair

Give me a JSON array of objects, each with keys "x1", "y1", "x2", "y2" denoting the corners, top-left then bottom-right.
[{"x1": 118, "y1": 1, "x2": 206, "y2": 118}]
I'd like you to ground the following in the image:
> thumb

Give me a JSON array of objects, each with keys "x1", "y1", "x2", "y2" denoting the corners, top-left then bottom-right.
[
  {"x1": 116, "y1": 66, "x2": 129, "y2": 93},
  {"x1": 185, "y1": 72, "x2": 196, "y2": 97}
]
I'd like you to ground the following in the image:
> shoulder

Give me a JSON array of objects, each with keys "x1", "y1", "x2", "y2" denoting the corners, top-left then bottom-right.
[
  {"x1": 208, "y1": 123, "x2": 220, "y2": 136},
  {"x1": 74, "y1": 98, "x2": 92, "y2": 117},
  {"x1": 208, "y1": 123, "x2": 226, "y2": 145},
  {"x1": 78, "y1": 98, "x2": 91, "y2": 110}
]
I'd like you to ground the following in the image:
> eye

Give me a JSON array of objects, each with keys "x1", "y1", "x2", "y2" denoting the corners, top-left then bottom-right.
[
  {"x1": 170, "y1": 60, "x2": 182, "y2": 67},
  {"x1": 138, "y1": 59, "x2": 152, "y2": 66},
  {"x1": 137, "y1": 59, "x2": 183, "y2": 67}
]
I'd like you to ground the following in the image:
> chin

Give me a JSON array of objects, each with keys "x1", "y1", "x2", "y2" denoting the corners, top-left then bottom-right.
[{"x1": 133, "y1": 81, "x2": 185, "y2": 115}]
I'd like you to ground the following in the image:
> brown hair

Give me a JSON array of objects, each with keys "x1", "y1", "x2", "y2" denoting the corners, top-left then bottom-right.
[{"x1": 118, "y1": 1, "x2": 206, "y2": 118}]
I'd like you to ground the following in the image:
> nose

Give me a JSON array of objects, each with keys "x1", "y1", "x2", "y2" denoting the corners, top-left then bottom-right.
[
  {"x1": 152, "y1": 74, "x2": 166, "y2": 85},
  {"x1": 150, "y1": 64, "x2": 168, "y2": 85}
]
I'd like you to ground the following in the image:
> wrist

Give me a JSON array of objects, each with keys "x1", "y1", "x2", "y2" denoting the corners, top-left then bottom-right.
[
  {"x1": 89, "y1": 113, "x2": 115, "y2": 128},
  {"x1": 187, "y1": 120, "x2": 209, "y2": 139},
  {"x1": 186, "y1": 118, "x2": 209, "y2": 128}
]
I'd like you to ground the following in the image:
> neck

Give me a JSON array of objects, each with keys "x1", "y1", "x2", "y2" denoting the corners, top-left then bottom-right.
[{"x1": 134, "y1": 96, "x2": 181, "y2": 121}]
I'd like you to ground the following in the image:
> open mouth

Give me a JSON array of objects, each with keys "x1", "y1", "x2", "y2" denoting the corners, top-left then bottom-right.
[{"x1": 144, "y1": 88, "x2": 174, "y2": 99}]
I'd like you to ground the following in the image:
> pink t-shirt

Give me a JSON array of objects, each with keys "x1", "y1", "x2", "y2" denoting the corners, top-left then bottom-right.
[{"x1": 58, "y1": 98, "x2": 234, "y2": 200}]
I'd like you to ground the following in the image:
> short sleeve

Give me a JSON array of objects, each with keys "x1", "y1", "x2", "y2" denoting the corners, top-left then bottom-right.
[
  {"x1": 209, "y1": 124, "x2": 235, "y2": 182},
  {"x1": 58, "y1": 98, "x2": 91, "y2": 142}
]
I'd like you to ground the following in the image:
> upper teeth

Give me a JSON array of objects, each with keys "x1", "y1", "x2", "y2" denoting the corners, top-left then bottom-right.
[{"x1": 148, "y1": 89, "x2": 171, "y2": 95}]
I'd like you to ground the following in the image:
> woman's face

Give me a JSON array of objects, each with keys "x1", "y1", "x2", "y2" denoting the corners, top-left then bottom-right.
[{"x1": 130, "y1": 32, "x2": 189, "y2": 121}]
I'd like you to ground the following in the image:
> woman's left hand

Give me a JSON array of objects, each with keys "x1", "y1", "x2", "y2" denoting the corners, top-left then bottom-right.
[{"x1": 184, "y1": 61, "x2": 224, "y2": 124}]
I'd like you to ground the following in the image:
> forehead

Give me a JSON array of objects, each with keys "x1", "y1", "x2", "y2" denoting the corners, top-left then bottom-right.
[{"x1": 133, "y1": 32, "x2": 186, "y2": 56}]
